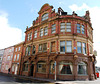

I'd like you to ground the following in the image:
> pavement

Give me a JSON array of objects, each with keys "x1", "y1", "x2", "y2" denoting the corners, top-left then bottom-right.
[{"x1": 0, "y1": 72, "x2": 100, "y2": 84}]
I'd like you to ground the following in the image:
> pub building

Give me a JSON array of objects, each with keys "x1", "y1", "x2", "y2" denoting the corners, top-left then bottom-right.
[{"x1": 20, "y1": 3, "x2": 96, "y2": 80}]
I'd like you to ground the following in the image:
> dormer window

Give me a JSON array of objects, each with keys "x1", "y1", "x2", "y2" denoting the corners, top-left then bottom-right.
[{"x1": 42, "y1": 13, "x2": 48, "y2": 21}]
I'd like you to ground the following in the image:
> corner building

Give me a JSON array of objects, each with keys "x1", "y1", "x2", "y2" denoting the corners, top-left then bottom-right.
[{"x1": 21, "y1": 4, "x2": 96, "y2": 80}]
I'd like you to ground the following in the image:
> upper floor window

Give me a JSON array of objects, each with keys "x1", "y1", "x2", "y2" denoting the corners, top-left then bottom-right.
[
  {"x1": 77, "y1": 24, "x2": 81, "y2": 33},
  {"x1": 60, "y1": 23, "x2": 65, "y2": 32},
  {"x1": 39, "y1": 43, "x2": 47, "y2": 52},
  {"x1": 51, "y1": 42, "x2": 56, "y2": 52},
  {"x1": 77, "y1": 42, "x2": 82, "y2": 53},
  {"x1": 32, "y1": 45, "x2": 35, "y2": 54},
  {"x1": 77, "y1": 42, "x2": 86, "y2": 54},
  {"x1": 14, "y1": 55, "x2": 16, "y2": 61},
  {"x1": 17, "y1": 54, "x2": 19, "y2": 61},
  {"x1": 15, "y1": 48, "x2": 17, "y2": 52},
  {"x1": 27, "y1": 32, "x2": 32, "y2": 41},
  {"x1": 51, "y1": 24, "x2": 56, "y2": 34},
  {"x1": 60, "y1": 22, "x2": 71, "y2": 32},
  {"x1": 34, "y1": 30, "x2": 37, "y2": 38},
  {"x1": 44, "y1": 27, "x2": 48, "y2": 35},
  {"x1": 82, "y1": 43, "x2": 86, "y2": 54},
  {"x1": 42, "y1": 13, "x2": 48, "y2": 21},
  {"x1": 60, "y1": 41, "x2": 65, "y2": 52},
  {"x1": 77, "y1": 24, "x2": 85, "y2": 34},
  {"x1": 9, "y1": 49, "x2": 11, "y2": 52},
  {"x1": 60, "y1": 41, "x2": 72, "y2": 53},
  {"x1": 40, "y1": 28, "x2": 43, "y2": 37},
  {"x1": 82, "y1": 25, "x2": 85, "y2": 34},
  {"x1": 7, "y1": 56, "x2": 10, "y2": 60},
  {"x1": 66, "y1": 41, "x2": 72, "y2": 52},
  {"x1": 18, "y1": 47, "x2": 21, "y2": 51},
  {"x1": 25, "y1": 46, "x2": 31, "y2": 56},
  {"x1": 66, "y1": 23, "x2": 71, "y2": 32}
]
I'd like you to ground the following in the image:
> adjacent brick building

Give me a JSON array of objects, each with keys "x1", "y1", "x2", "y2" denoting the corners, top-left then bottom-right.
[
  {"x1": 20, "y1": 3, "x2": 96, "y2": 80},
  {"x1": 11, "y1": 42, "x2": 24, "y2": 75},
  {"x1": 1, "y1": 46, "x2": 14, "y2": 73},
  {"x1": 0, "y1": 49, "x2": 4, "y2": 71}
]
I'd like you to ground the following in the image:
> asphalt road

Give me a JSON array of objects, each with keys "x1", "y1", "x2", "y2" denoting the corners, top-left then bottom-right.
[{"x1": 0, "y1": 74, "x2": 100, "y2": 84}]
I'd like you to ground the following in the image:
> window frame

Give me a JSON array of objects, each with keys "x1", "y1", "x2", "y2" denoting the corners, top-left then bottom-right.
[
  {"x1": 41, "y1": 13, "x2": 48, "y2": 21},
  {"x1": 51, "y1": 24, "x2": 56, "y2": 34},
  {"x1": 60, "y1": 40, "x2": 72, "y2": 53},
  {"x1": 78, "y1": 62, "x2": 87, "y2": 75},
  {"x1": 59, "y1": 61, "x2": 73, "y2": 75}
]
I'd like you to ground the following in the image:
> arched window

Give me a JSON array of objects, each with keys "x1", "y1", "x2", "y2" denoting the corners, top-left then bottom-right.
[
  {"x1": 78, "y1": 62, "x2": 87, "y2": 75},
  {"x1": 50, "y1": 61, "x2": 55, "y2": 74},
  {"x1": 42, "y1": 13, "x2": 48, "y2": 21},
  {"x1": 59, "y1": 61, "x2": 73, "y2": 75},
  {"x1": 37, "y1": 61, "x2": 46, "y2": 73}
]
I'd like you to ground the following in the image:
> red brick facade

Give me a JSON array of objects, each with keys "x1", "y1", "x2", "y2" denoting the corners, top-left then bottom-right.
[{"x1": 20, "y1": 4, "x2": 96, "y2": 80}]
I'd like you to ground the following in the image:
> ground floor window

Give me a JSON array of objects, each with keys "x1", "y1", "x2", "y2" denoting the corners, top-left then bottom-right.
[
  {"x1": 59, "y1": 61, "x2": 73, "y2": 75},
  {"x1": 78, "y1": 62, "x2": 87, "y2": 75},
  {"x1": 23, "y1": 61, "x2": 29, "y2": 71},
  {"x1": 37, "y1": 61, "x2": 46, "y2": 73},
  {"x1": 50, "y1": 61, "x2": 55, "y2": 74}
]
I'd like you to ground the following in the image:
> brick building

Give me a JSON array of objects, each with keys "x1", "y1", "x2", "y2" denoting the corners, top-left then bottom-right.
[
  {"x1": 1, "y1": 46, "x2": 14, "y2": 73},
  {"x1": 0, "y1": 49, "x2": 4, "y2": 71},
  {"x1": 11, "y1": 42, "x2": 24, "y2": 75},
  {"x1": 21, "y1": 3, "x2": 96, "y2": 80}
]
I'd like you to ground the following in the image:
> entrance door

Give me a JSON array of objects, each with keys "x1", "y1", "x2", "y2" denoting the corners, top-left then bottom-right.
[{"x1": 30, "y1": 64, "x2": 34, "y2": 76}]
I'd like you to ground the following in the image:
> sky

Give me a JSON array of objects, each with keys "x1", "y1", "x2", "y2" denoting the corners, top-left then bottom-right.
[{"x1": 0, "y1": 0, "x2": 100, "y2": 66}]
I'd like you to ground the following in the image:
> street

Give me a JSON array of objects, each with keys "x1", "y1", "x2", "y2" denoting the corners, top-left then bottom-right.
[{"x1": 0, "y1": 74, "x2": 100, "y2": 84}]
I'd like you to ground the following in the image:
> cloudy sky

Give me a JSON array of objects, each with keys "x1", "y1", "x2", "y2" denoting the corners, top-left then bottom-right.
[{"x1": 0, "y1": 0, "x2": 100, "y2": 66}]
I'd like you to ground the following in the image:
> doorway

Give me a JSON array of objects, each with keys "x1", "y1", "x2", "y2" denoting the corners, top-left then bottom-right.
[{"x1": 30, "y1": 64, "x2": 34, "y2": 76}]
